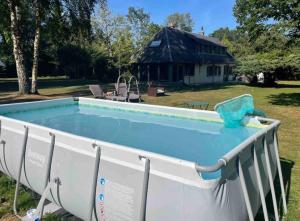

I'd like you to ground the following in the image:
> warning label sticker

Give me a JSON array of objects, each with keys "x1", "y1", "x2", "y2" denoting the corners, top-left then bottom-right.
[{"x1": 98, "y1": 178, "x2": 135, "y2": 221}]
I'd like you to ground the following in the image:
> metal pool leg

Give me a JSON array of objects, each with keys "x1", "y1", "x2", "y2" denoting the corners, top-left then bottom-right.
[
  {"x1": 0, "y1": 140, "x2": 6, "y2": 173},
  {"x1": 0, "y1": 139, "x2": 12, "y2": 177},
  {"x1": 0, "y1": 120, "x2": 4, "y2": 173},
  {"x1": 263, "y1": 136, "x2": 279, "y2": 221},
  {"x1": 45, "y1": 133, "x2": 56, "y2": 186},
  {"x1": 88, "y1": 144, "x2": 102, "y2": 221},
  {"x1": 32, "y1": 177, "x2": 61, "y2": 219},
  {"x1": 273, "y1": 130, "x2": 288, "y2": 214},
  {"x1": 40, "y1": 132, "x2": 56, "y2": 217},
  {"x1": 238, "y1": 155, "x2": 254, "y2": 221},
  {"x1": 13, "y1": 126, "x2": 29, "y2": 218},
  {"x1": 253, "y1": 141, "x2": 269, "y2": 221},
  {"x1": 139, "y1": 156, "x2": 150, "y2": 221}
]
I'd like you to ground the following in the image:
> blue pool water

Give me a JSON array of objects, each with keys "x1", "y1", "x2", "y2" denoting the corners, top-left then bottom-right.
[{"x1": 3, "y1": 104, "x2": 260, "y2": 173}]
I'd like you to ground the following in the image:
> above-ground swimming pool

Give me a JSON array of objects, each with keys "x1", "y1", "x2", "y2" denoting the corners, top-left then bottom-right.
[{"x1": 0, "y1": 98, "x2": 286, "y2": 221}]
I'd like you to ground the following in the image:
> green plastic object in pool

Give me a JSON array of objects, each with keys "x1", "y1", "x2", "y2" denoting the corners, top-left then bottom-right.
[{"x1": 214, "y1": 94, "x2": 255, "y2": 128}]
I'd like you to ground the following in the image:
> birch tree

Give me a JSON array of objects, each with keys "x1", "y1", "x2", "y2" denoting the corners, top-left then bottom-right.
[
  {"x1": 31, "y1": 0, "x2": 42, "y2": 94},
  {"x1": 6, "y1": 0, "x2": 30, "y2": 95}
]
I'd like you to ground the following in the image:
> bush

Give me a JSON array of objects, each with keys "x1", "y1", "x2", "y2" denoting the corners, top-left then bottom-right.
[{"x1": 234, "y1": 48, "x2": 300, "y2": 83}]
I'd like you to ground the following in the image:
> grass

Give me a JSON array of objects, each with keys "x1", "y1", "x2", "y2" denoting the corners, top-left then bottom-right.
[{"x1": 0, "y1": 77, "x2": 299, "y2": 220}]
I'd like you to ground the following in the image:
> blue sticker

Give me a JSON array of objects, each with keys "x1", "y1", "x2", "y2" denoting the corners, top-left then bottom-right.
[
  {"x1": 99, "y1": 194, "x2": 104, "y2": 201},
  {"x1": 100, "y1": 178, "x2": 105, "y2": 185}
]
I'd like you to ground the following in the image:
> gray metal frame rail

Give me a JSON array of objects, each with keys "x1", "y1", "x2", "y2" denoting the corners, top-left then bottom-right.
[
  {"x1": 0, "y1": 120, "x2": 12, "y2": 177},
  {"x1": 253, "y1": 140, "x2": 269, "y2": 221},
  {"x1": 195, "y1": 117, "x2": 287, "y2": 221},
  {"x1": 89, "y1": 144, "x2": 102, "y2": 221},
  {"x1": 40, "y1": 132, "x2": 56, "y2": 217},
  {"x1": 264, "y1": 135, "x2": 279, "y2": 221},
  {"x1": 12, "y1": 127, "x2": 59, "y2": 219},
  {"x1": 139, "y1": 156, "x2": 150, "y2": 221},
  {"x1": 238, "y1": 155, "x2": 254, "y2": 221},
  {"x1": 273, "y1": 130, "x2": 287, "y2": 214},
  {"x1": 13, "y1": 125, "x2": 29, "y2": 219}
]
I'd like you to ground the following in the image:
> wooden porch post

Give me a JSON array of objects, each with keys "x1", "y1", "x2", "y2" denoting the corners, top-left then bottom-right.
[
  {"x1": 176, "y1": 64, "x2": 179, "y2": 82},
  {"x1": 168, "y1": 64, "x2": 173, "y2": 82},
  {"x1": 147, "y1": 65, "x2": 150, "y2": 83},
  {"x1": 157, "y1": 65, "x2": 160, "y2": 81},
  {"x1": 138, "y1": 65, "x2": 141, "y2": 80}
]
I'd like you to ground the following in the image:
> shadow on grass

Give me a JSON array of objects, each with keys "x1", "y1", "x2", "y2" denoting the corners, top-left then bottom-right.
[
  {"x1": 0, "y1": 89, "x2": 93, "y2": 105},
  {"x1": 255, "y1": 158, "x2": 294, "y2": 221},
  {"x1": 267, "y1": 93, "x2": 300, "y2": 106},
  {"x1": 276, "y1": 83, "x2": 300, "y2": 89}
]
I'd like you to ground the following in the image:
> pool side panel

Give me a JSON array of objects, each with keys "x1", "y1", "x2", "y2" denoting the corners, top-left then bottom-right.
[
  {"x1": 0, "y1": 116, "x2": 212, "y2": 220},
  {"x1": 0, "y1": 98, "x2": 74, "y2": 115},
  {"x1": 78, "y1": 97, "x2": 264, "y2": 128}
]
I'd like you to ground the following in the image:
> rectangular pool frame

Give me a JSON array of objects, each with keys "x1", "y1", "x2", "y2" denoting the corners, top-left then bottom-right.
[{"x1": 0, "y1": 97, "x2": 287, "y2": 221}]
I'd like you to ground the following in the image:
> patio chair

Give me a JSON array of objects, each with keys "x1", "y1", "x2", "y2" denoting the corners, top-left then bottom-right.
[
  {"x1": 115, "y1": 83, "x2": 128, "y2": 96},
  {"x1": 89, "y1": 85, "x2": 105, "y2": 99},
  {"x1": 128, "y1": 76, "x2": 141, "y2": 102},
  {"x1": 115, "y1": 82, "x2": 141, "y2": 102},
  {"x1": 89, "y1": 85, "x2": 126, "y2": 101}
]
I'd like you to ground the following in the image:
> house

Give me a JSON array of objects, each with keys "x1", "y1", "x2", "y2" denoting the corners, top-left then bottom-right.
[{"x1": 135, "y1": 27, "x2": 235, "y2": 85}]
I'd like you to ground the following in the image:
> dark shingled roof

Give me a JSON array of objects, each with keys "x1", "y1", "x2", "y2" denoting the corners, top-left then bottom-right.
[{"x1": 136, "y1": 27, "x2": 235, "y2": 64}]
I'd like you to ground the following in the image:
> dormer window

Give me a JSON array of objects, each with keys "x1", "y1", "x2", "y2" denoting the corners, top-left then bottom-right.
[{"x1": 149, "y1": 40, "x2": 161, "y2": 47}]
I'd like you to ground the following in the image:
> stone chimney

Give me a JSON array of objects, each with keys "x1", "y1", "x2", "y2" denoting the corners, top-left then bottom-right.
[
  {"x1": 199, "y1": 26, "x2": 205, "y2": 36},
  {"x1": 167, "y1": 22, "x2": 175, "y2": 28}
]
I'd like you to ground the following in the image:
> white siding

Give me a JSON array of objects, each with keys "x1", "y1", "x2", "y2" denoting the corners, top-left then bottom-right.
[{"x1": 184, "y1": 64, "x2": 225, "y2": 85}]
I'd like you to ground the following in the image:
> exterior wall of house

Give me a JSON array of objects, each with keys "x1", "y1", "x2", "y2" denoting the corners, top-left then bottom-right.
[{"x1": 184, "y1": 64, "x2": 225, "y2": 85}]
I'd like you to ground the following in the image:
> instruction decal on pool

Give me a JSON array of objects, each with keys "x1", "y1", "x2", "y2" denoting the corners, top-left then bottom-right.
[{"x1": 97, "y1": 177, "x2": 135, "y2": 221}]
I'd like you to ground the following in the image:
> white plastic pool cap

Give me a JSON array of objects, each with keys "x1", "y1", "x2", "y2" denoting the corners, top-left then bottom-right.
[{"x1": 22, "y1": 209, "x2": 40, "y2": 221}]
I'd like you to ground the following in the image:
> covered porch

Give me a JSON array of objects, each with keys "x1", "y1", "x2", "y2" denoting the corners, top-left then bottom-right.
[{"x1": 134, "y1": 63, "x2": 195, "y2": 83}]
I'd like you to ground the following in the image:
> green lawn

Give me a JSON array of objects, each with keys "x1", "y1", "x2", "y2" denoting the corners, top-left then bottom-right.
[{"x1": 0, "y1": 78, "x2": 299, "y2": 220}]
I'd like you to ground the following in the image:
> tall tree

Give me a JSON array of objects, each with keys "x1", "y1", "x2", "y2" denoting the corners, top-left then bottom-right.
[
  {"x1": 234, "y1": 0, "x2": 300, "y2": 41},
  {"x1": 6, "y1": 0, "x2": 30, "y2": 95},
  {"x1": 31, "y1": 0, "x2": 46, "y2": 94},
  {"x1": 127, "y1": 7, "x2": 151, "y2": 50},
  {"x1": 93, "y1": 1, "x2": 122, "y2": 56},
  {"x1": 64, "y1": 0, "x2": 101, "y2": 44},
  {"x1": 165, "y1": 13, "x2": 194, "y2": 32}
]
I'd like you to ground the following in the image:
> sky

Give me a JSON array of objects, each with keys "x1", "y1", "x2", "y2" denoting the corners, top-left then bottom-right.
[{"x1": 108, "y1": 0, "x2": 237, "y2": 34}]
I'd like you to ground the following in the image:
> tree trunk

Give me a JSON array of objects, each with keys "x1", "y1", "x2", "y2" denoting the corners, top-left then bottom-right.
[
  {"x1": 31, "y1": 0, "x2": 42, "y2": 94},
  {"x1": 7, "y1": 0, "x2": 30, "y2": 95}
]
